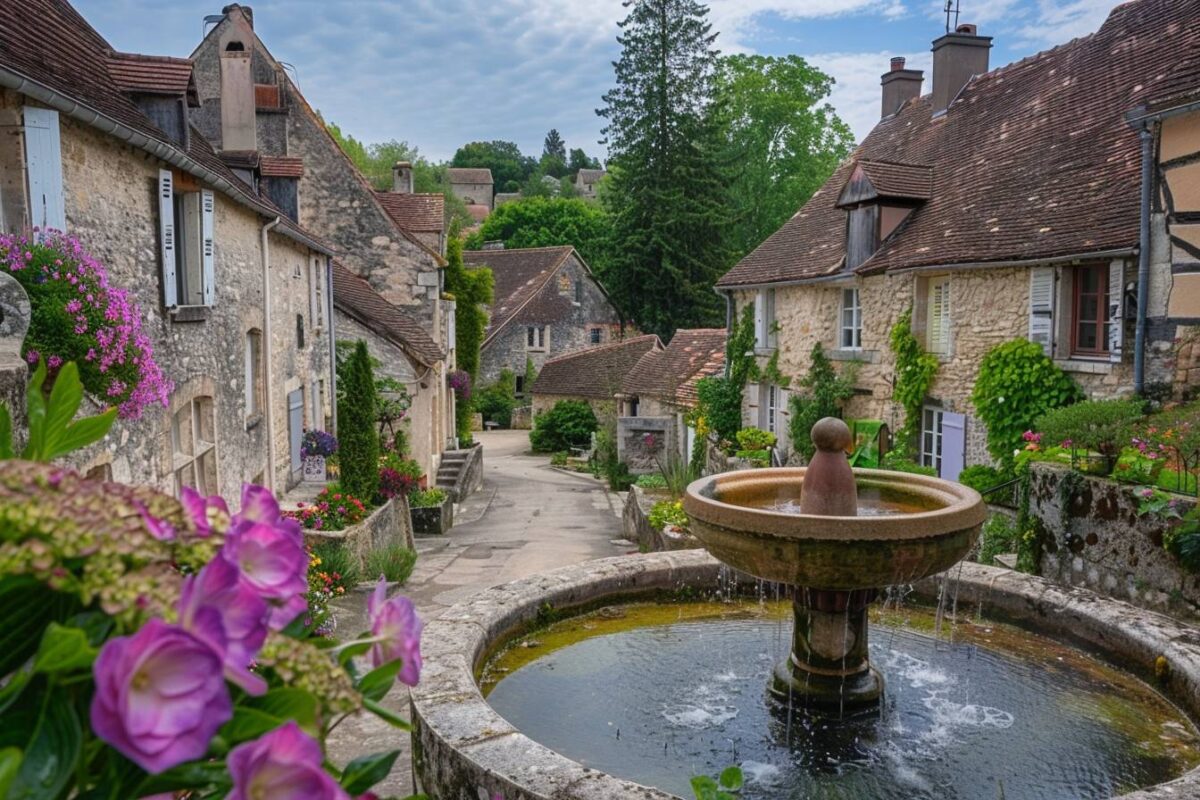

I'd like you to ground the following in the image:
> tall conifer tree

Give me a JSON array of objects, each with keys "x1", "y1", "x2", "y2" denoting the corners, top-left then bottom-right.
[{"x1": 598, "y1": 0, "x2": 731, "y2": 338}]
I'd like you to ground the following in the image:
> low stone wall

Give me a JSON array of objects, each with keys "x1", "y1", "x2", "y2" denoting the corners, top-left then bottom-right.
[
  {"x1": 412, "y1": 497, "x2": 454, "y2": 536},
  {"x1": 1031, "y1": 463, "x2": 1200, "y2": 618},
  {"x1": 303, "y1": 495, "x2": 414, "y2": 568},
  {"x1": 411, "y1": 551, "x2": 1200, "y2": 800},
  {"x1": 616, "y1": 415, "x2": 673, "y2": 474},
  {"x1": 510, "y1": 405, "x2": 532, "y2": 430},
  {"x1": 453, "y1": 443, "x2": 484, "y2": 500},
  {"x1": 622, "y1": 485, "x2": 700, "y2": 552}
]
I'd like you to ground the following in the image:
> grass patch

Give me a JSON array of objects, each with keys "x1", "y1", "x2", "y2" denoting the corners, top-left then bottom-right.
[
  {"x1": 364, "y1": 544, "x2": 417, "y2": 584},
  {"x1": 310, "y1": 541, "x2": 361, "y2": 589}
]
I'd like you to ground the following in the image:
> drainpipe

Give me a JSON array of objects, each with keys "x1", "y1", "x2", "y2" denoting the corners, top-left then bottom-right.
[
  {"x1": 1134, "y1": 125, "x2": 1154, "y2": 395},
  {"x1": 720, "y1": 289, "x2": 733, "y2": 378},
  {"x1": 261, "y1": 217, "x2": 281, "y2": 492},
  {"x1": 326, "y1": 256, "x2": 337, "y2": 437}
]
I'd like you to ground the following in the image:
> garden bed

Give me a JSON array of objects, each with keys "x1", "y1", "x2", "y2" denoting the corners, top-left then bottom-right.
[
  {"x1": 301, "y1": 495, "x2": 415, "y2": 569},
  {"x1": 622, "y1": 485, "x2": 699, "y2": 552},
  {"x1": 411, "y1": 492, "x2": 454, "y2": 536}
]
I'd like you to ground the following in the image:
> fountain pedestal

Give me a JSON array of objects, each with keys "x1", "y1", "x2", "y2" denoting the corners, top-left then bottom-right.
[{"x1": 771, "y1": 588, "x2": 883, "y2": 709}]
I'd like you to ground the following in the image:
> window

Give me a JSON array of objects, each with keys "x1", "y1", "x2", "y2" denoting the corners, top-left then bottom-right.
[
  {"x1": 527, "y1": 326, "x2": 547, "y2": 351},
  {"x1": 172, "y1": 396, "x2": 217, "y2": 496},
  {"x1": 627, "y1": 397, "x2": 640, "y2": 417},
  {"x1": 1071, "y1": 264, "x2": 1110, "y2": 356},
  {"x1": 297, "y1": 314, "x2": 306, "y2": 350},
  {"x1": 840, "y1": 288, "x2": 862, "y2": 349},
  {"x1": 764, "y1": 384, "x2": 780, "y2": 435},
  {"x1": 244, "y1": 330, "x2": 263, "y2": 418},
  {"x1": 515, "y1": 375, "x2": 525, "y2": 397},
  {"x1": 926, "y1": 277, "x2": 951, "y2": 355},
  {"x1": 159, "y1": 170, "x2": 214, "y2": 308},
  {"x1": 755, "y1": 289, "x2": 777, "y2": 349},
  {"x1": 574, "y1": 281, "x2": 583, "y2": 304},
  {"x1": 590, "y1": 327, "x2": 602, "y2": 344},
  {"x1": 921, "y1": 406, "x2": 943, "y2": 474}
]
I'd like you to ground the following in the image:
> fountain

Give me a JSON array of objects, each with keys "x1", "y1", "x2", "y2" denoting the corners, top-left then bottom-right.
[{"x1": 682, "y1": 417, "x2": 986, "y2": 710}]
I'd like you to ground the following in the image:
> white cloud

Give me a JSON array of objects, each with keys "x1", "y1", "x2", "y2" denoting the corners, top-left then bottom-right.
[{"x1": 811, "y1": 50, "x2": 931, "y2": 142}]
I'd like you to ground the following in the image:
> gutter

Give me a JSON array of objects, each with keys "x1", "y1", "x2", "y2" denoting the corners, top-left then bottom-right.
[
  {"x1": 1134, "y1": 123, "x2": 1156, "y2": 394},
  {"x1": 0, "y1": 67, "x2": 333, "y2": 257},
  {"x1": 261, "y1": 217, "x2": 281, "y2": 492}
]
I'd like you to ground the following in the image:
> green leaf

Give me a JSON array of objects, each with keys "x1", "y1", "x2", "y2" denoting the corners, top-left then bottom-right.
[
  {"x1": 0, "y1": 576, "x2": 78, "y2": 676},
  {"x1": 356, "y1": 659, "x2": 402, "y2": 702},
  {"x1": 718, "y1": 766, "x2": 744, "y2": 791},
  {"x1": 0, "y1": 666, "x2": 32, "y2": 715},
  {"x1": 691, "y1": 775, "x2": 718, "y2": 800},
  {"x1": 0, "y1": 404, "x2": 13, "y2": 460},
  {"x1": 0, "y1": 747, "x2": 21, "y2": 799},
  {"x1": 339, "y1": 749, "x2": 400, "y2": 794},
  {"x1": 219, "y1": 688, "x2": 320, "y2": 744},
  {"x1": 42, "y1": 361, "x2": 84, "y2": 458},
  {"x1": 33, "y1": 623, "x2": 97, "y2": 674},
  {"x1": 51, "y1": 407, "x2": 117, "y2": 462},
  {"x1": 21, "y1": 360, "x2": 47, "y2": 461},
  {"x1": 0, "y1": 686, "x2": 81, "y2": 800},
  {"x1": 135, "y1": 761, "x2": 229, "y2": 796},
  {"x1": 337, "y1": 639, "x2": 374, "y2": 667},
  {"x1": 362, "y1": 697, "x2": 412, "y2": 731}
]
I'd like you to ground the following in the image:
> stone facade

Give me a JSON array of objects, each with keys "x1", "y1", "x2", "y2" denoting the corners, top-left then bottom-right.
[
  {"x1": 531, "y1": 393, "x2": 617, "y2": 431},
  {"x1": 0, "y1": 88, "x2": 333, "y2": 497}
]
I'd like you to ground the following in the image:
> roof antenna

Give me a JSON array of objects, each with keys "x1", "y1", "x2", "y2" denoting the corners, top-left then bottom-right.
[{"x1": 944, "y1": 0, "x2": 961, "y2": 33}]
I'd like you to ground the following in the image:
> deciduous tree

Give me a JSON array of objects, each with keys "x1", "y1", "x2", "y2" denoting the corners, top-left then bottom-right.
[
  {"x1": 464, "y1": 197, "x2": 611, "y2": 276},
  {"x1": 451, "y1": 140, "x2": 536, "y2": 191}
]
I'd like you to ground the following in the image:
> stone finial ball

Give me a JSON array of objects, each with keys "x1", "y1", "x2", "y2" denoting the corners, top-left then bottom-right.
[{"x1": 811, "y1": 417, "x2": 852, "y2": 453}]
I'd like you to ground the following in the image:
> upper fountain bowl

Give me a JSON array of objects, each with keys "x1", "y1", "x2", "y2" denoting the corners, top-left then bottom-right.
[{"x1": 682, "y1": 468, "x2": 986, "y2": 590}]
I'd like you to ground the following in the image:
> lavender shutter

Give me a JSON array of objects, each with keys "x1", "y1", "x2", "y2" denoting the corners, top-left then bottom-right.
[{"x1": 941, "y1": 411, "x2": 966, "y2": 481}]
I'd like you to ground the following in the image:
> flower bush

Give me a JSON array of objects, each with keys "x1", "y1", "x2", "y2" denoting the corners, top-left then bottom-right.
[
  {"x1": 649, "y1": 498, "x2": 689, "y2": 531},
  {"x1": 1, "y1": 230, "x2": 171, "y2": 418},
  {"x1": 302, "y1": 429, "x2": 339, "y2": 459},
  {"x1": 378, "y1": 452, "x2": 424, "y2": 500},
  {"x1": 306, "y1": 546, "x2": 348, "y2": 636},
  {"x1": 0, "y1": 465, "x2": 422, "y2": 798},
  {"x1": 409, "y1": 488, "x2": 448, "y2": 508},
  {"x1": 287, "y1": 487, "x2": 369, "y2": 531}
]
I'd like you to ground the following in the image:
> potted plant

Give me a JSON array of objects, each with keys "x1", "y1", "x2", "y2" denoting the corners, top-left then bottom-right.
[
  {"x1": 410, "y1": 488, "x2": 453, "y2": 535},
  {"x1": 301, "y1": 429, "x2": 338, "y2": 482}
]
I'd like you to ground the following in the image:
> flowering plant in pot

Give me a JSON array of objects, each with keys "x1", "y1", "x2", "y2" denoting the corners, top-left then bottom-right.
[{"x1": 302, "y1": 430, "x2": 338, "y2": 481}]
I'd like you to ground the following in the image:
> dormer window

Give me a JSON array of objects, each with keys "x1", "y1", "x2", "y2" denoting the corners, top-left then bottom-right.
[
  {"x1": 107, "y1": 52, "x2": 200, "y2": 148},
  {"x1": 836, "y1": 160, "x2": 932, "y2": 272}
]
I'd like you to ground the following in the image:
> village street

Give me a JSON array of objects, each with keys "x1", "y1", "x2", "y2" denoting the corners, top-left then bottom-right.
[{"x1": 326, "y1": 430, "x2": 630, "y2": 793}]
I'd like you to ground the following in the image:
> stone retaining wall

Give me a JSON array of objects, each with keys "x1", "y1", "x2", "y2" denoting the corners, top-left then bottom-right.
[
  {"x1": 622, "y1": 486, "x2": 700, "y2": 552},
  {"x1": 303, "y1": 495, "x2": 414, "y2": 568},
  {"x1": 1031, "y1": 463, "x2": 1200, "y2": 618}
]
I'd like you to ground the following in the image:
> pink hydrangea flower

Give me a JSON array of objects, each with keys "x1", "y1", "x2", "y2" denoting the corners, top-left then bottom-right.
[
  {"x1": 180, "y1": 486, "x2": 229, "y2": 538},
  {"x1": 90, "y1": 619, "x2": 231, "y2": 773},
  {"x1": 178, "y1": 557, "x2": 269, "y2": 695},
  {"x1": 367, "y1": 577, "x2": 422, "y2": 685},
  {"x1": 227, "y1": 722, "x2": 350, "y2": 800},
  {"x1": 221, "y1": 519, "x2": 308, "y2": 630}
]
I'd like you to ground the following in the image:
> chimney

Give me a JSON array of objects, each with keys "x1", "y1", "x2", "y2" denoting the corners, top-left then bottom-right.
[
  {"x1": 218, "y1": 6, "x2": 256, "y2": 150},
  {"x1": 392, "y1": 161, "x2": 413, "y2": 194},
  {"x1": 222, "y1": 4, "x2": 253, "y2": 28},
  {"x1": 931, "y1": 23, "x2": 992, "y2": 116},
  {"x1": 880, "y1": 57, "x2": 924, "y2": 119}
]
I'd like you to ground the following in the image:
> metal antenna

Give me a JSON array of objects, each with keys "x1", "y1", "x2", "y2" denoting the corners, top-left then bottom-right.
[{"x1": 944, "y1": 0, "x2": 961, "y2": 33}]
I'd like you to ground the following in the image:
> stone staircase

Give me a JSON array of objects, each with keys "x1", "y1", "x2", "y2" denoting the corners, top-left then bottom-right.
[{"x1": 435, "y1": 449, "x2": 470, "y2": 498}]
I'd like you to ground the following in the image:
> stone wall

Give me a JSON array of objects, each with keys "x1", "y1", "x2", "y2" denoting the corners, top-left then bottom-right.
[
  {"x1": 531, "y1": 393, "x2": 616, "y2": 431},
  {"x1": 0, "y1": 274, "x2": 29, "y2": 439},
  {"x1": 1031, "y1": 463, "x2": 1200, "y2": 618},
  {"x1": 616, "y1": 415, "x2": 674, "y2": 474},
  {"x1": 622, "y1": 485, "x2": 700, "y2": 552},
  {"x1": 303, "y1": 495, "x2": 415, "y2": 570}
]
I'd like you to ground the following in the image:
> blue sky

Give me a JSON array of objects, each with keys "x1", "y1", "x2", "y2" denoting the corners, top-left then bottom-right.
[{"x1": 73, "y1": 0, "x2": 1123, "y2": 162}]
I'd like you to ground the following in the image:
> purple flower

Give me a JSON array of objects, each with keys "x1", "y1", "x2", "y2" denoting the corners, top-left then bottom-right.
[
  {"x1": 367, "y1": 577, "x2": 422, "y2": 685},
  {"x1": 221, "y1": 519, "x2": 308, "y2": 630},
  {"x1": 237, "y1": 483, "x2": 284, "y2": 526},
  {"x1": 90, "y1": 619, "x2": 231, "y2": 773},
  {"x1": 25, "y1": 350, "x2": 39, "y2": 365},
  {"x1": 180, "y1": 486, "x2": 229, "y2": 538},
  {"x1": 227, "y1": 722, "x2": 349, "y2": 800},
  {"x1": 178, "y1": 558, "x2": 269, "y2": 695}
]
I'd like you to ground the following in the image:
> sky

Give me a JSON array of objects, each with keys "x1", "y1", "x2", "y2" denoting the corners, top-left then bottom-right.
[{"x1": 73, "y1": 0, "x2": 1125, "y2": 162}]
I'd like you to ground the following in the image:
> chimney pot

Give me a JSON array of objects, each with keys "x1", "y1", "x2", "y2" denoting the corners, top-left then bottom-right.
[
  {"x1": 222, "y1": 4, "x2": 253, "y2": 27},
  {"x1": 956, "y1": 23, "x2": 977, "y2": 35},
  {"x1": 931, "y1": 23, "x2": 992, "y2": 116},
  {"x1": 881, "y1": 58, "x2": 924, "y2": 120},
  {"x1": 890, "y1": 57, "x2": 906, "y2": 72}
]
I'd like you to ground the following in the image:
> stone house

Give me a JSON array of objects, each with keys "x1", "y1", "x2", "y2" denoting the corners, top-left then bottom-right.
[
  {"x1": 715, "y1": 0, "x2": 1200, "y2": 480},
  {"x1": 189, "y1": 5, "x2": 459, "y2": 473},
  {"x1": 573, "y1": 168, "x2": 606, "y2": 200},
  {"x1": 530, "y1": 334, "x2": 660, "y2": 428},
  {"x1": 447, "y1": 167, "x2": 493, "y2": 211},
  {"x1": 617, "y1": 329, "x2": 726, "y2": 471},
  {"x1": 468, "y1": 245, "x2": 625, "y2": 393},
  {"x1": 0, "y1": 0, "x2": 337, "y2": 498}
]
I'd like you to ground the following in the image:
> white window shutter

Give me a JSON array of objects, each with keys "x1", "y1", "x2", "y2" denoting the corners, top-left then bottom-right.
[
  {"x1": 308, "y1": 256, "x2": 319, "y2": 324},
  {"x1": 753, "y1": 292, "x2": 765, "y2": 348},
  {"x1": 1108, "y1": 261, "x2": 1124, "y2": 361},
  {"x1": 23, "y1": 107, "x2": 66, "y2": 234},
  {"x1": 158, "y1": 169, "x2": 177, "y2": 308},
  {"x1": 1028, "y1": 267, "x2": 1055, "y2": 356},
  {"x1": 745, "y1": 383, "x2": 760, "y2": 428},
  {"x1": 200, "y1": 189, "x2": 215, "y2": 306},
  {"x1": 928, "y1": 280, "x2": 948, "y2": 354}
]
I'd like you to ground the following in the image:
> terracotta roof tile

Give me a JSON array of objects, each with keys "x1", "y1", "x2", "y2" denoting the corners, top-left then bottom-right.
[
  {"x1": 260, "y1": 155, "x2": 304, "y2": 178},
  {"x1": 532, "y1": 335, "x2": 662, "y2": 399},
  {"x1": 466, "y1": 246, "x2": 575, "y2": 343},
  {"x1": 374, "y1": 192, "x2": 444, "y2": 233},
  {"x1": 718, "y1": 0, "x2": 1200, "y2": 287},
  {"x1": 106, "y1": 51, "x2": 198, "y2": 105},
  {"x1": 447, "y1": 167, "x2": 493, "y2": 185},
  {"x1": 331, "y1": 262, "x2": 444, "y2": 366},
  {"x1": 622, "y1": 328, "x2": 727, "y2": 408},
  {"x1": 855, "y1": 160, "x2": 932, "y2": 200}
]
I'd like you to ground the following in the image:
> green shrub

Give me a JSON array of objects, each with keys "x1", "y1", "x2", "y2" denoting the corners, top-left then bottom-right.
[
  {"x1": 977, "y1": 515, "x2": 1018, "y2": 567},
  {"x1": 734, "y1": 449, "x2": 770, "y2": 467},
  {"x1": 970, "y1": 339, "x2": 1082, "y2": 470},
  {"x1": 635, "y1": 473, "x2": 668, "y2": 490},
  {"x1": 474, "y1": 369, "x2": 517, "y2": 427},
  {"x1": 880, "y1": 449, "x2": 936, "y2": 476},
  {"x1": 337, "y1": 340, "x2": 381, "y2": 501},
  {"x1": 889, "y1": 309, "x2": 939, "y2": 453},
  {"x1": 530, "y1": 400, "x2": 598, "y2": 452},
  {"x1": 550, "y1": 450, "x2": 569, "y2": 466},
  {"x1": 365, "y1": 543, "x2": 417, "y2": 584},
  {"x1": 591, "y1": 426, "x2": 633, "y2": 490},
  {"x1": 788, "y1": 343, "x2": 857, "y2": 460},
  {"x1": 1034, "y1": 398, "x2": 1142, "y2": 459},
  {"x1": 695, "y1": 306, "x2": 757, "y2": 445},
  {"x1": 409, "y1": 488, "x2": 448, "y2": 508},
  {"x1": 735, "y1": 427, "x2": 776, "y2": 451},
  {"x1": 957, "y1": 464, "x2": 1012, "y2": 494},
  {"x1": 648, "y1": 499, "x2": 688, "y2": 531},
  {"x1": 309, "y1": 540, "x2": 362, "y2": 588}
]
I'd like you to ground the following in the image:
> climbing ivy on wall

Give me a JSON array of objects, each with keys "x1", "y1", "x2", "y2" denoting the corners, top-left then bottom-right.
[
  {"x1": 695, "y1": 305, "x2": 757, "y2": 445},
  {"x1": 888, "y1": 308, "x2": 939, "y2": 454},
  {"x1": 788, "y1": 343, "x2": 857, "y2": 461}
]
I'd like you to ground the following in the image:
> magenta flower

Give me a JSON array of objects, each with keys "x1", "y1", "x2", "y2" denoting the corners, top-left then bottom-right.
[
  {"x1": 178, "y1": 558, "x2": 269, "y2": 695},
  {"x1": 367, "y1": 577, "x2": 422, "y2": 684},
  {"x1": 221, "y1": 519, "x2": 308, "y2": 630},
  {"x1": 90, "y1": 619, "x2": 231, "y2": 773},
  {"x1": 180, "y1": 486, "x2": 229, "y2": 538},
  {"x1": 227, "y1": 722, "x2": 349, "y2": 800},
  {"x1": 236, "y1": 483, "x2": 285, "y2": 526}
]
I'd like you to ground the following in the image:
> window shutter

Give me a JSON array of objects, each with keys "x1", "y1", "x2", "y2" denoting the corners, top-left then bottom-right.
[
  {"x1": 1107, "y1": 261, "x2": 1124, "y2": 362},
  {"x1": 753, "y1": 292, "x2": 765, "y2": 348},
  {"x1": 766, "y1": 289, "x2": 777, "y2": 349},
  {"x1": 745, "y1": 383, "x2": 760, "y2": 427},
  {"x1": 941, "y1": 412, "x2": 967, "y2": 481},
  {"x1": 1028, "y1": 267, "x2": 1055, "y2": 356},
  {"x1": 23, "y1": 107, "x2": 66, "y2": 234},
  {"x1": 928, "y1": 280, "x2": 949, "y2": 354},
  {"x1": 158, "y1": 169, "x2": 177, "y2": 308},
  {"x1": 200, "y1": 189, "x2": 215, "y2": 306}
]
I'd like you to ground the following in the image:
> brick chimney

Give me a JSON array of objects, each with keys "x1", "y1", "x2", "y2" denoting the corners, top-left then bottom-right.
[
  {"x1": 931, "y1": 23, "x2": 992, "y2": 116},
  {"x1": 218, "y1": 5, "x2": 256, "y2": 151},
  {"x1": 392, "y1": 161, "x2": 413, "y2": 194},
  {"x1": 881, "y1": 57, "x2": 924, "y2": 119}
]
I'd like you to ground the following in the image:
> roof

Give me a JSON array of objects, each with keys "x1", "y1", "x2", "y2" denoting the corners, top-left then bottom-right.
[
  {"x1": 465, "y1": 246, "x2": 576, "y2": 342},
  {"x1": 465, "y1": 204, "x2": 490, "y2": 222},
  {"x1": 260, "y1": 155, "x2": 304, "y2": 178},
  {"x1": 106, "y1": 51, "x2": 199, "y2": 105},
  {"x1": 576, "y1": 169, "x2": 606, "y2": 184},
  {"x1": 447, "y1": 167, "x2": 493, "y2": 185},
  {"x1": 622, "y1": 328, "x2": 727, "y2": 407},
  {"x1": 853, "y1": 160, "x2": 932, "y2": 201},
  {"x1": 331, "y1": 262, "x2": 445, "y2": 367},
  {"x1": 0, "y1": 0, "x2": 334, "y2": 256},
  {"x1": 219, "y1": 150, "x2": 260, "y2": 170},
  {"x1": 532, "y1": 335, "x2": 662, "y2": 400},
  {"x1": 375, "y1": 192, "x2": 444, "y2": 233},
  {"x1": 1145, "y1": 52, "x2": 1200, "y2": 112},
  {"x1": 718, "y1": 0, "x2": 1200, "y2": 287}
]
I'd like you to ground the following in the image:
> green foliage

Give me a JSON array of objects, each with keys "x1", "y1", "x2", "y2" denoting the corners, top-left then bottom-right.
[
  {"x1": 550, "y1": 451, "x2": 569, "y2": 467},
  {"x1": 734, "y1": 448, "x2": 770, "y2": 467},
  {"x1": 336, "y1": 341, "x2": 381, "y2": 501},
  {"x1": 1034, "y1": 398, "x2": 1142, "y2": 459},
  {"x1": 978, "y1": 514, "x2": 1019, "y2": 567},
  {"x1": 523, "y1": 357, "x2": 538, "y2": 398},
  {"x1": 957, "y1": 464, "x2": 1017, "y2": 506},
  {"x1": 888, "y1": 309, "x2": 940, "y2": 454},
  {"x1": 649, "y1": 499, "x2": 689, "y2": 531},
  {"x1": 568, "y1": 148, "x2": 602, "y2": 172},
  {"x1": 409, "y1": 488, "x2": 448, "y2": 508},
  {"x1": 597, "y1": 0, "x2": 732, "y2": 337},
  {"x1": 880, "y1": 449, "x2": 937, "y2": 476},
  {"x1": 474, "y1": 369, "x2": 516, "y2": 428},
  {"x1": 310, "y1": 541, "x2": 362, "y2": 588},
  {"x1": 657, "y1": 451, "x2": 699, "y2": 497},
  {"x1": 444, "y1": 234, "x2": 494, "y2": 382},
  {"x1": 635, "y1": 473, "x2": 668, "y2": 490},
  {"x1": 451, "y1": 140, "x2": 535, "y2": 191},
  {"x1": 788, "y1": 343, "x2": 857, "y2": 461},
  {"x1": 695, "y1": 306, "x2": 757, "y2": 446},
  {"x1": 464, "y1": 196, "x2": 612, "y2": 276},
  {"x1": 970, "y1": 339, "x2": 1083, "y2": 470},
  {"x1": 691, "y1": 766, "x2": 744, "y2": 800},
  {"x1": 543, "y1": 129, "x2": 567, "y2": 162},
  {"x1": 0, "y1": 360, "x2": 117, "y2": 462},
  {"x1": 711, "y1": 54, "x2": 854, "y2": 259},
  {"x1": 1014, "y1": 463, "x2": 1045, "y2": 574},
  {"x1": 530, "y1": 400, "x2": 598, "y2": 453},
  {"x1": 591, "y1": 426, "x2": 634, "y2": 491},
  {"x1": 735, "y1": 427, "x2": 776, "y2": 450}
]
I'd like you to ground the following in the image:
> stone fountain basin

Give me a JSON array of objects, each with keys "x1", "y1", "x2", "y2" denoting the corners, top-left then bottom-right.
[{"x1": 682, "y1": 467, "x2": 987, "y2": 590}]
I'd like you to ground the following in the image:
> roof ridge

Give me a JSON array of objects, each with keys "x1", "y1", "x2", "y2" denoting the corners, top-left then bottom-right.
[
  {"x1": 465, "y1": 245, "x2": 574, "y2": 255},
  {"x1": 540, "y1": 334, "x2": 660, "y2": 365}
]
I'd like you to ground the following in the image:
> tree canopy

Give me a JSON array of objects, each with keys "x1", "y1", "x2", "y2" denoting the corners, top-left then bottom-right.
[
  {"x1": 568, "y1": 148, "x2": 602, "y2": 173},
  {"x1": 451, "y1": 140, "x2": 536, "y2": 190},
  {"x1": 543, "y1": 129, "x2": 566, "y2": 161},
  {"x1": 464, "y1": 196, "x2": 611, "y2": 274}
]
